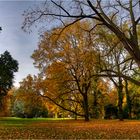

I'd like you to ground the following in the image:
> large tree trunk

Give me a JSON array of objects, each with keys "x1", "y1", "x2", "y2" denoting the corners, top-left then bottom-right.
[
  {"x1": 118, "y1": 77, "x2": 124, "y2": 121},
  {"x1": 125, "y1": 79, "x2": 132, "y2": 119},
  {"x1": 93, "y1": 90, "x2": 99, "y2": 119},
  {"x1": 83, "y1": 94, "x2": 89, "y2": 121}
]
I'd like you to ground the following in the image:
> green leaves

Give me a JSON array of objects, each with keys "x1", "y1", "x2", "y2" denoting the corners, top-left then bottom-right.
[{"x1": 0, "y1": 51, "x2": 18, "y2": 96}]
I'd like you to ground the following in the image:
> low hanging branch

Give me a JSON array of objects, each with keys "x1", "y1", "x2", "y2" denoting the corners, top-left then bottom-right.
[{"x1": 38, "y1": 92, "x2": 84, "y2": 117}]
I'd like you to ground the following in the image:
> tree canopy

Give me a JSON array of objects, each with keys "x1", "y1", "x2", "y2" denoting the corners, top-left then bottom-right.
[
  {"x1": 0, "y1": 51, "x2": 18, "y2": 97},
  {"x1": 22, "y1": 0, "x2": 140, "y2": 68},
  {"x1": 18, "y1": 0, "x2": 140, "y2": 120}
]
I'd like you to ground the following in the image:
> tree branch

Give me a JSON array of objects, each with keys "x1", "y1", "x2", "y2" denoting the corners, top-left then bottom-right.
[{"x1": 39, "y1": 93, "x2": 84, "y2": 117}]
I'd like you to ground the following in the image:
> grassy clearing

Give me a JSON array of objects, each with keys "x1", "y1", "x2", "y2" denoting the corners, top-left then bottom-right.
[
  {"x1": 0, "y1": 117, "x2": 71, "y2": 126},
  {"x1": 0, "y1": 117, "x2": 139, "y2": 139}
]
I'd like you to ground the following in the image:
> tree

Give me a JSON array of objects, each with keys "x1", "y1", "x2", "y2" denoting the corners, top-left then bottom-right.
[
  {"x1": 124, "y1": 79, "x2": 140, "y2": 119},
  {"x1": 22, "y1": 0, "x2": 140, "y2": 69},
  {"x1": 93, "y1": 25, "x2": 140, "y2": 120},
  {"x1": 12, "y1": 75, "x2": 48, "y2": 118},
  {"x1": 88, "y1": 73, "x2": 109, "y2": 119},
  {"x1": 102, "y1": 41, "x2": 127, "y2": 120},
  {"x1": 0, "y1": 90, "x2": 12, "y2": 117},
  {"x1": 0, "y1": 51, "x2": 18, "y2": 109},
  {"x1": 32, "y1": 22, "x2": 108, "y2": 121}
]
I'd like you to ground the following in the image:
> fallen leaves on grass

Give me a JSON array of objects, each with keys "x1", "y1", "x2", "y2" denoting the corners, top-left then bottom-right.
[{"x1": 0, "y1": 120, "x2": 139, "y2": 139}]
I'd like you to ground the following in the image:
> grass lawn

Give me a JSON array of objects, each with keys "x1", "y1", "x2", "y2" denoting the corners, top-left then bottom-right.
[{"x1": 0, "y1": 117, "x2": 140, "y2": 139}]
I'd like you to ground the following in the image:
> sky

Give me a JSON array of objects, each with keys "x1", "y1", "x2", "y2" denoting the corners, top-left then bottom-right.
[{"x1": 0, "y1": 1, "x2": 42, "y2": 87}]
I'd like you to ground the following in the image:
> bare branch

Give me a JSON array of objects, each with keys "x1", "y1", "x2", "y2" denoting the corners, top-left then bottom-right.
[
  {"x1": 135, "y1": 17, "x2": 140, "y2": 24},
  {"x1": 116, "y1": 0, "x2": 129, "y2": 11},
  {"x1": 51, "y1": 0, "x2": 71, "y2": 16},
  {"x1": 97, "y1": 69, "x2": 140, "y2": 86}
]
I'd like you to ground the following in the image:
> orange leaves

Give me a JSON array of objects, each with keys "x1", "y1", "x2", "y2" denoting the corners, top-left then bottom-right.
[
  {"x1": 31, "y1": 20, "x2": 112, "y2": 119},
  {"x1": 0, "y1": 120, "x2": 140, "y2": 139}
]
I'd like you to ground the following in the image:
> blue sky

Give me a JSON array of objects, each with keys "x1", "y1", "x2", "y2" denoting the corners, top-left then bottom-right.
[{"x1": 0, "y1": 1, "x2": 41, "y2": 87}]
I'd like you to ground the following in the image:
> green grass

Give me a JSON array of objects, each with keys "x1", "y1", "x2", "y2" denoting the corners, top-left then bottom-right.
[
  {"x1": 0, "y1": 117, "x2": 139, "y2": 139},
  {"x1": 0, "y1": 117, "x2": 72, "y2": 126}
]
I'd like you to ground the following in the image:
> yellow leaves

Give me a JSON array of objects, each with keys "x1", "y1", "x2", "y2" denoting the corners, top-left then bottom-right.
[
  {"x1": 32, "y1": 20, "x2": 98, "y2": 72},
  {"x1": 97, "y1": 79, "x2": 109, "y2": 93},
  {"x1": 39, "y1": 22, "x2": 97, "y2": 81},
  {"x1": 47, "y1": 61, "x2": 68, "y2": 80},
  {"x1": 43, "y1": 61, "x2": 70, "y2": 99},
  {"x1": 31, "y1": 20, "x2": 110, "y2": 117},
  {"x1": 108, "y1": 88, "x2": 118, "y2": 105}
]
